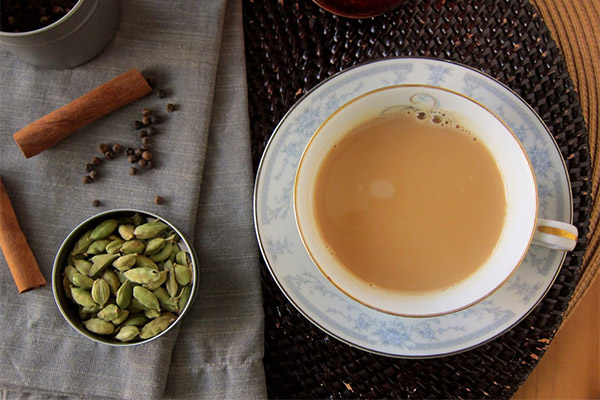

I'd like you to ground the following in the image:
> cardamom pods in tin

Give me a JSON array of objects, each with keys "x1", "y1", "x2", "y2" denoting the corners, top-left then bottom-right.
[
  {"x1": 88, "y1": 253, "x2": 118, "y2": 277},
  {"x1": 63, "y1": 213, "x2": 195, "y2": 343},
  {"x1": 139, "y1": 315, "x2": 176, "y2": 339},
  {"x1": 121, "y1": 240, "x2": 145, "y2": 254},
  {"x1": 89, "y1": 219, "x2": 118, "y2": 241},
  {"x1": 133, "y1": 286, "x2": 160, "y2": 312},
  {"x1": 83, "y1": 318, "x2": 115, "y2": 335},
  {"x1": 97, "y1": 304, "x2": 120, "y2": 321},
  {"x1": 113, "y1": 254, "x2": 137, "y2": 271},
  {"x1": 116, "y1": 280, "x2": 132, "y2": 309},
  {"x1": 91, "y1": 278, "x2": 110, "y2": 307},
  {"x1": 174, "y1": 264, "x2": 192, "y2": 286},
  {"x1": 118, "y1": 224, "x2": 135, "y2": 241},
  {"x1": 71, "y1": 287, "x2": 97, "y2": 308},
  {"x1": 72, "y1": 273, "x2": 94, "y2": 289},
  {"x1": 133, "y1": 220, "x2": 168, "y2": 239},
  {"x1": 115, "y1": 326, "x2": 139, "y2": 342}
]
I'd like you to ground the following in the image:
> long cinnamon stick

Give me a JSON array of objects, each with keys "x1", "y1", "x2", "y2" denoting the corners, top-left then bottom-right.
[
  {"x1": 13, "y1": 68, "x2": 152, "y2": 158},
  {"x1": 0, "y1": 176, "x2": 47, "y2": 293}
]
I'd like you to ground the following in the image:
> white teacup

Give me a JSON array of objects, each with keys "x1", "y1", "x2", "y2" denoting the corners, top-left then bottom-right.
[{"x1": 294, "y1": 85, "x2": 578, "y2": 317}]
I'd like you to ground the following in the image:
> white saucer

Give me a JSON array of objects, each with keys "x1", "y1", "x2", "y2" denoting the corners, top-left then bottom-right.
[{"x1": 253, "y1": 58, "x2": 572, "y2": 358}]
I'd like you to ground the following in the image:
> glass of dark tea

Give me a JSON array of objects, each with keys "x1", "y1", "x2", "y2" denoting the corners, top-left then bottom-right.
[{"x1": 312, "y1": 0, "x2": 405, "y2": 18}]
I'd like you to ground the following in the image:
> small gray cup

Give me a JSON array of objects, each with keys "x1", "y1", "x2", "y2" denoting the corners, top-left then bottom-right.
[{"x1": 0, "y1": 0, "x2": 119, "y2": 69}]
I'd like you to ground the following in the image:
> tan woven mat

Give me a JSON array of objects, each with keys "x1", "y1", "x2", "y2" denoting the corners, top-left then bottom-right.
[{"x1": 532, "y1": 0, "x2": 600, "y2": 318}]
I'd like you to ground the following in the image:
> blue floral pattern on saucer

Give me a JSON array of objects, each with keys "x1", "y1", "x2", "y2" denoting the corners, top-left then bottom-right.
[{"x1": 254, "y1": 58, "x2": 572, "y2": 358}]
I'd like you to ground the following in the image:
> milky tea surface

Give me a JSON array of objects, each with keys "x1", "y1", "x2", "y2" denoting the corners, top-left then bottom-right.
[{"x1": 313, "y1": 110, "x2": 507, "y2": 293}]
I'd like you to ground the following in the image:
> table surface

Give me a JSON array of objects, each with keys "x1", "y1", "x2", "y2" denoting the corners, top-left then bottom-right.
[{"x1": 516, "y1": 0, "x2": 600, "y2": 397}]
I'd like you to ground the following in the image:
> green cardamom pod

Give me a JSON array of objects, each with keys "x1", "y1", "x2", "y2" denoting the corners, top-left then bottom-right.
[
  {"x1": 78, "y1": 306, "x2": 91, "y2": 321},
  {"x1": 144, "y1": 237, "x2": 166, "y2": 255},
  {"x1": 105, "y1": 239, "x2": 125, "y2": 254},
  {"x1": 64, "y1": 265, "x2": 78, "y2": 283},
  {"x1": 88, "y1": 253, "x2": 119, "y2": 277},
  {"x1": 177, "y1": 285, "x2": 192, "y2": 313},
  {"x1": 128, "y1": 298, "x2": 148, "y2": 313},
  {"x1": 73, "y1": 258, "x2": 92, "y2": 276},
  {"x1": 175, "y1": 251, "x2": 189, "y2": 266},
  {"x1": 118, "y1": 224, "x2": 135, "y2": 241},
  {"x1": 174, "y1": 264, "x2": 192, "y2": 286},
  {"x1": 72, "y1": 273, "x2": 94, "y2": 289},
  {"x1": 82, "y1": 304, "x2": 102, "y2": 314},
  {"x1": 139, "y1": 315, "x2": 176, "y2": 339},
  {"x1": 123, "y1": 267, "x2": 160, "y2": 284},
  {"x1": 122, "y1": 313, "x2": 149, "y2": 327},
  {"x1": 115, "y1": 325, "x2": 139, "y2": 342},
  {"x1": 153, "y1": 287, "x2": 179, "y2": 313},
  {"x1": 113, "y1": 254, "x2": 137, "y2": 271},
  {"x1": 111, "y1": 309, "x2": 129, "y2": 326},
  {"x1": 71, "y1": 287, "x2": 97, "y2": 308},
  {"x1": 116, "y1": 280, "x2": 132, "y2": 309},
  {"x1": 132, "y1": 213, "x2": 145, "y2": 226},
  {"x1": 83, "y1": 318, "x2": 115, "y2": 335},
  {"x1": 85, "y1": 239, "x2": 110, "y2": 255},
  {"x1": 136, "y1": 255, "x2": 158, "y2": 270},
  {"x1": 97, "y1": 304, "x2": 120, "y2": 321},
  {"x1": 101, "y1": 269, "x2": 120, "y2": 294},
  {"x1": 149, "y1": 242, "x2": 173, "y2": 263},
  {"x1": 71, "y1": 229, "x2": 92, "y2": 256},
  {"x1": 121, "y1": 239, "x2": 145, "y2": 254},
  {"x1": 165, "y1": 262, "x2": 178, "y2": 299},
  {"x1": 133, "y1": 220, "x2": 168, "y2": 240},
  {"x1": 63, "y1": 275, "x2": 74, "y2": 301},
  {"x1": 143, "y1": 270, "x2": 168, "y2": 291},
  {"x1": 144, "y1": 309, "x2": 160, "y2": 319},
  {"x1": 133, "y1": 286, "x2": 161, "y2": 312},
  {"x1": 89, "y1": 219, "x2": 118, "y2": 241},
  {"x1": 91, "y1": 278, "x2": 111, "y2": 307}
]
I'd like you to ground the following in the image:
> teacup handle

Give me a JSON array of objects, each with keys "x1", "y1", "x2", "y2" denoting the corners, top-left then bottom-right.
[{"x1": 532, "y1": 218, "x2": 578, "y2": 251}]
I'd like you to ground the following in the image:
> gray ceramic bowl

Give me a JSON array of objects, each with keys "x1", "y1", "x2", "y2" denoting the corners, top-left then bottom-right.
[
  {"x1": 0, "y1": 0, "x2": 119, "y2": 69},
  {"x1": 52, "y1": 209, "x2": 199, "y2": 346}
]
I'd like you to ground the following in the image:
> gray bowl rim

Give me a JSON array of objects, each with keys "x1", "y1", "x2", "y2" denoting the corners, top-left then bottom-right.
[{"x1": 52, "y1": 208, "x2": 199, "y2": 346}]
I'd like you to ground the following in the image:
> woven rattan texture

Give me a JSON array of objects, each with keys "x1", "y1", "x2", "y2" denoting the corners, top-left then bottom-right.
[{"x1": 243, "y1": 0, "x2": 591, "y2": 398}]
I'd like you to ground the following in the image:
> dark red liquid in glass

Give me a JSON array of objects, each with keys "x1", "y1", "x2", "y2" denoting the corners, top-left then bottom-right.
[{"x1": 313, "y1": 0, "x2": 405, "y2": 18}]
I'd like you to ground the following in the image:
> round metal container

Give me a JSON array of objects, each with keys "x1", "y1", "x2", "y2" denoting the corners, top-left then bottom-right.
[
  {"x1": 0, "y1": 0, "x2": 119, "y2": 69},
  {"x1": 52, "y1": 209, "x2": 199, "y2": 346}
]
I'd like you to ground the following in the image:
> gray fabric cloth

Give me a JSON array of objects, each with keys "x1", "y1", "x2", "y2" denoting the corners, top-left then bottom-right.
[{"x1": 0, "y1": 0, "x2": 265, "y2": 399}]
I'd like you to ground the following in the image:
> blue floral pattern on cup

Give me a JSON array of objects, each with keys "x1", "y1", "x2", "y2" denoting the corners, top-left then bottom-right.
[{"x1": 254, "y1": 58, "x2": 572, "y2": 357}]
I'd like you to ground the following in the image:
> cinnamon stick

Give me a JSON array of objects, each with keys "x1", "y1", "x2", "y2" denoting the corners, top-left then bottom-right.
[
  {"x1": 13, "y1": 68, "x2": 152, "y2": 158},
  {"x1": 0, "y1": 176, "x2": 47, "y2": 293}
]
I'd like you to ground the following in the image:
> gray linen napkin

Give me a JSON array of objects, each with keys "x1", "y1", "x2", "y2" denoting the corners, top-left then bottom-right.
[{"x1": 0, "y1": 0, "x2": 265, "y2": 398}]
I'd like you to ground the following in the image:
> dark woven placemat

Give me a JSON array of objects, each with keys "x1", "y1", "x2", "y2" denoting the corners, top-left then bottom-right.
[{"x1": 243, "y1": 0, "x2": 591, "y2": 398}]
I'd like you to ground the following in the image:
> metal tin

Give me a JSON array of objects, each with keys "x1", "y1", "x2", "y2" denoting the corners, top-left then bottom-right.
[
  {"x1": 52, "y1": 209, "x2": 199, "y2": 346},
  {"x1": 0, "y1": 0, "x2": 119, "y2": 69}
]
